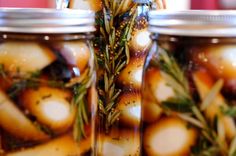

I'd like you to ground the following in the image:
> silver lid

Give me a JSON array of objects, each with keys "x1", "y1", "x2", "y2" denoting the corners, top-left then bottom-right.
[
  {"x1": 0, "y1": 8, "x2": 95, "y2": 34},
  {"x1": 149, "y1": 10, "x2": 236, "y2": 37}
]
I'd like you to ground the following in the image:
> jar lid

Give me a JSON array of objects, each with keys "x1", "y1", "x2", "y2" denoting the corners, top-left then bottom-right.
[
  {"x1": 0, "y1": 8, "x2": 95, "y2": 34},
  {"x1": 149, "y1": 10, "x2": 236, "y2": 37}
]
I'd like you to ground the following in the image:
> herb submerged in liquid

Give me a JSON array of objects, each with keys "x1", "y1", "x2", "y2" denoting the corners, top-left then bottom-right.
[
  {"x1": 68, "y1": 43, "x2": 96, "y2": 141},
  {"x1": 0, "y1": 41, "x2": 95, "y2": 152},
  {"x1": 95, "y1": 0, "x2": 137, "y2": 132},
  {"x1": 144, "y1": 47, "x2": 236, "y2": 156}
]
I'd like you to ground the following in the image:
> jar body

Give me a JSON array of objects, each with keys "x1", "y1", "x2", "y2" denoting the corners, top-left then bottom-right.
[
  {"x1": 0, "y1": 33, "x2": 96, "y2": 156},
  {"x1": 95, "y1": 2, "x2": 152, "y2": 156},
  {"x1": 142, "y1": 35, "x2": 236, "y2": 155}
]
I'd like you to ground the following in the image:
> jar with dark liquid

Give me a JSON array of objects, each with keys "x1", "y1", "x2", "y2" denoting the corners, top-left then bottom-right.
[
  {"x1": 0, "y1": 8, "x2": 96, "y2": 156},
  {"x1": 142, "y1": 11, "x2": 236, "y2": 156},
  {"x1": 95, "y1": 1, "x2": 152, "y2": 155}
]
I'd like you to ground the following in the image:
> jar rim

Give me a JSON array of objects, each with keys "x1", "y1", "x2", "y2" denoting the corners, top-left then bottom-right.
[
  {"x1": 149, "y1": 10, "x2": 236, "y2": 37},
  {"x1": 0, "y1": 8, "x2": 95, "y2": 34}
]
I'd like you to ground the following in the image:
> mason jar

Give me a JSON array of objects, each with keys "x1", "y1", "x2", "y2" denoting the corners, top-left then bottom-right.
[
  {"x1": 142, "y1": 11, "x2": 236, "y2": 156},
  {"x1": 93, "y1": 1, "x2": 152, "y2": 155},
  {"x1": 0, "y1": 8, "x2": 96, "y2": 156}
]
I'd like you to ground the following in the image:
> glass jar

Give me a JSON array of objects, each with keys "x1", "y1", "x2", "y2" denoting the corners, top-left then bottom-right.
[
  {"x1": 94, "y1": 0, "x2": 152, "y2": 155},
  {"x1": 0, "y1": 8, "x2": 96, "y2": 156},
  {"x1": 142, "y1": 11, "x2": 236, "y2": 156}
]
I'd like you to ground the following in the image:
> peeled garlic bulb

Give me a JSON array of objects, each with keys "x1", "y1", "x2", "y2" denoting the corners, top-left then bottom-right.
[
  {"x1": 117, "y1": 93, "x2": 141, "y2": 127},
  {"x1": 7, "y1": 134, "x2": 91, "y2": 156},
  {"x1": 0, "y1": 42, "x2": 56, "y2": 74},
  {"x1": 144, "y1": 117, "x2": 197, "y2": 156},
  {"x1": 22, "y1": 87, "x2": 75, "y2": 133},
  {"x1": 0, "y1": 90, "x2": 48, "y2": 141}
]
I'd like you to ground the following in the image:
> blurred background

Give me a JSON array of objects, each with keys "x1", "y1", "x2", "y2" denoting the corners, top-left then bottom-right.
[{"x1": 0, "y1": 0, "x2": 235, "y2": 10}]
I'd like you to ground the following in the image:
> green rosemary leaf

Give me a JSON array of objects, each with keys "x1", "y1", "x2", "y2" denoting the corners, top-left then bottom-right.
[
  {"x1": 114, "y1": 47, "x2": 124, "y2": 60},
  {"x1": 201, "y1": 79, "x2": 224, "y2": 111},
  {"x1": 108, "y1": 75, "x2": 114, "y2": 87},
  {"x1": 127, "y1": 12, "x2": 137, "y2": 41},
  {"x1": 111, "y1": 89, "x2": 121, "y2": 102},
  {"x1": 107, "y1": 111, "x2": 113, "y2": 125},
  {"x1": 109, "y1": 16, "x2": 114, "y2": 29},
  {"x1": 71, "y1": 44, "x2": 94, "y2": 141},
  {"x1": 229, "y1": 136, "x2": 236, "y2": 156},
  {"x1": 217, "y1": 116, "x2": 225, "y2": 141},
  {"x1": 95, "y1": 11, "x2": 104, "y2": 26},
  {"x1": 35, "y1": 122, "x2": 54, "y2": 137},
  {"x1": 104, "y1": 72, "x2": 109, "y2": 93},
  {"x1": 114, "y1": 0, "x2": 124, "y2": 16},
  {"x1": 108, "y1": 84, "x2": 115, "y2": 99},
  {"x1": 99, "y1": 100, "x2": 107, "y2": 114},
  {"x1": 221, "y1": 106, "x2": 236, "y2": 117},
  {"x1": 100, "y1": 27, "x2": 107, "y2": 39},
  {"x1": 177, "y1": 113, "x2": 204, "y2": 128},
  {"x1": 109, "y1": 110, "x2": 120, "y2": 125},
  {"x1": 105, "y1": 101, "x2": 115, "y2": 112},
  {"x1": 112, "y1": 0, "x2": 116, "y2": 13},
  {"x1": 158, "y1": 48, "x2": 189, "y2": 92},
  {"x1": 104, "y1": 62, "x2": 110, "y2": 74},
  {"x1": 109, "y1": 27, "x2": 116, "y2": 49},
  {"x1": 7, "y1": 78, "x2": 40, "y2": 98},
  {"x1": 115, "y1": 61, "x2": 126, "y2": 74},
  {"x1": 111, "y1": 58, "x2": 115, "y2": 72},
  {"x1": 160, "y1": 71, "x2": 189, "y2": 99},
  {"x1": 109, "y1": 30, "x2": 114, "y2": 48},
  {"x1": 73, "y1": 117, "x2": 80, "y2": 141},
  {"x1": 105, "y1": 45, "x2": 110, "y2": 62},
  {"x1": 125, "y1": 43, "x2": 130, "y2": 64},
  {"x1": 192, "y1": 106, "x2": 207, "y2": 126},
  {"x1": 201, "y1": 130, "x2": 215, "y2": 145},
  {"x1": 104, "y1": 8, "x2": 110, "y2": 34},
  {"x1": 111, "y1": 28, "x2": 116, "y2": 47},
  {"x1": 162, "y1": 97, "x2": 193, "y2": 113},
  {"x1": 120, "y1": 29, "x2": 129, "y2": 46},
  {"x1": 7, "y1": 82, "x2": 23, "y2": 97},
  {"x1": 78, "y1": 109, "x2": 86, "y2": 139},
  {"x1": 81, "y1": 99, "x2": 89, "y2": 124},
  {"x1": 216, "y1": 118, "x2": 228, "y2": 154},
  {"x1": 73, "y1": 88, "x2": 86, "y2": 105},
  {"x1": 72, "y1": 89, "x2": 88, "y2": 141}
]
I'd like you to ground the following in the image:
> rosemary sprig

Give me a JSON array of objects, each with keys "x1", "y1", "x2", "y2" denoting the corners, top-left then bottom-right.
[
  {"x1": 4, "y1": 70, "x2": 65, "y2": 98},
  {"x1": 156, "y1": 48, "x2": 229, "y2": 156},
  {"x1": 200, "y1": 79, "x2": 224, "y2": 111},
  {"x1": 69, "y1": 43, "x2": 96, "y2": 141},
  {"x1": 221, "y1": 106, "x2": 236, "y2": 117},
  {"x1": 96, "y1": 0, "x2": 137, "y2": 131},
  {"x1": 6, "y1": 70, "x2": 42, "y2": 98}
]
